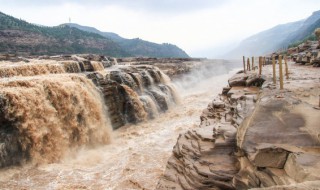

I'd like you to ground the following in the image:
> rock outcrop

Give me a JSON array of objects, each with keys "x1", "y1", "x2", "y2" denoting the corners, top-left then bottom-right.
[
  {"x1": 285, "y1": 40, "x2": 320, "y2": 67},
  {"x1": 157, "y1": 64, "x2": 320, "y2": 189},
  {"x1": 157, "y1": 72, "x2": 261, "y2": 190}
]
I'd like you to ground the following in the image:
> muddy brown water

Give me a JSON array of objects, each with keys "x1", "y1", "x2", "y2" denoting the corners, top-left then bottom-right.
[{"x1": 0, "y1": 63, "x2": 239, "y2": 190}]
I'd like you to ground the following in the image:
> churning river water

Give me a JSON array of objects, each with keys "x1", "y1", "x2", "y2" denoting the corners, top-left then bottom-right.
[{"x1": 0, "y1": 61, "x2": 239, "y2": 190}]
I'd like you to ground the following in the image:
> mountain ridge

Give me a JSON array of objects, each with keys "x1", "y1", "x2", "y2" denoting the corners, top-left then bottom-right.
[
  {"x1": 62, "y1": 23, "x2": 189, "y2": 58},
  {"x1": 227, "y1": 10, "x2": 320, "y2": 57},
  {"x1": 0, "y1": 11, "x2": 189, "y2": 58}
]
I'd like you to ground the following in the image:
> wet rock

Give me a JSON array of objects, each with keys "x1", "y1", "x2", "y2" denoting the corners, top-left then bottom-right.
[
  {"x1": 284, "y1": 153, "x2": 320, "y2": 183},
  {"x1": 228, "y1": 73, "x2": 248, "y2": 87},
  {"x1": 212, "y1": 100, "x2": 225, "y2": 108},
  {"x1": 157, "y1": 89, "x2": 257, "y2": 189},
  {"x1": 228, "y1": 72, "x2": 266, "y2": 87},
  {"x1": 222, "y1": 87, "x2": 231, "y2": 95},
  {"x1": 248, "y1": 146, "x2": 289, "y2": 168},
  {"x1": 246, "y1": 73, "x2": 266, "y2": 87}
]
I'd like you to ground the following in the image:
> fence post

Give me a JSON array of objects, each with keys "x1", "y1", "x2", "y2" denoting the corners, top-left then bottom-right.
[
  {"x1": 259, "y1": 56, "x2": 262, "y2": 75},
  {"x1": 243, "y1": 56, "x2": 246, "y2": 74},
  {"x1": 252, "y1": 57, "x2": 255, "y2": 71},
  {"x1": 279, "y1": 55, "x2": 284, "y2": 90},
  {"x1": 247, "y1": 58, "x2": 251, "y2": 71},
  {"x1": 284, "y1": 56, "x2": 289, "y2": 79},
  {"x1": 272, "y1": 56, "x2": 276, "y2": 84}
]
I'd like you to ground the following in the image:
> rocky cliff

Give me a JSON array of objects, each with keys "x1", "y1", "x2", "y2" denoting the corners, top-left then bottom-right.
[{"x1": 157, "y1": 64, "x2": 320, "y2": 189}]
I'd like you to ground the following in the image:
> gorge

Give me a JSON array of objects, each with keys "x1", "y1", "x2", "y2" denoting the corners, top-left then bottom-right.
[{"x1": 0, "y1": 55, "x2": 239, "y2": 189}]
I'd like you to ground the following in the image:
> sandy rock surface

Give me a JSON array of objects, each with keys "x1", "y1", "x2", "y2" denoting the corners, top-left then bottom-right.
[{"x1": 157, "y1": 63, "x2": 320, "y2": 189}]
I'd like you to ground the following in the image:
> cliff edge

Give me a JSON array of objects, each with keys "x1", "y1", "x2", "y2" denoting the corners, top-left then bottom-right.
[{"x1": 157, "y1": 63, "x2": 320, "y2": 189}]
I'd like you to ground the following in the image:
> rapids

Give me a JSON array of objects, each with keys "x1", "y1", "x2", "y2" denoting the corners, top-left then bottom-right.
[{"x1": 0, "y1": 59, "x2": 239, "y2": 190}]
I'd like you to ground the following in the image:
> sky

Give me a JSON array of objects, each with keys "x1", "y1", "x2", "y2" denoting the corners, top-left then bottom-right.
[{"x1": 1, "y1": 0, "x2": 320, "y2": 58}]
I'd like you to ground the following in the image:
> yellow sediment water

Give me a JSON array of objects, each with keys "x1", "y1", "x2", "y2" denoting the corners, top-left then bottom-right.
[
  {"x1": 0, "y1": 61, "x2": 238, "y2": 190},
  {"x1": 121, "y1": 84, "x2": 148, "y2": 122},
  {"x1": 0, "y1": 60, "x2": 66, "y2": 78},
  {"x1": 166, "y1": 83, "x2": 182, "y2": 104},
  {"x1": 140, "y1": 95, "x2": 160, "y2": 118},
  {"x1": 91, "y1": 61, "x2": 105, "y2": 71},
  {"x1": 59, "y1": 61, "x2": 82, "y2": 73},
  {"x1": 0, "y1": 74, "x2": 112, "y2": 165},
  {"x1": 130, "y1": 73, "x2": 144, "y2": 92},
  {"x1": 159, "y1": 70, "x2": 171, "y2": 84}
]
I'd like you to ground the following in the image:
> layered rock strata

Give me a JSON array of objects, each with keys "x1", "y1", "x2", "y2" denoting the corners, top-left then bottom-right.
[
  {"x1": 157, "y1": 64, "x2": 320, "y2": 189},
  {"x1": 157, "y1": 71, "x2": 262, "y2": 190}
]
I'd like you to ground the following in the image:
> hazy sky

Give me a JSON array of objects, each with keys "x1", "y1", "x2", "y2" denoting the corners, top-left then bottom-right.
[{"x1": 1, "y1": 0, "x2": 320, "y2": 57}]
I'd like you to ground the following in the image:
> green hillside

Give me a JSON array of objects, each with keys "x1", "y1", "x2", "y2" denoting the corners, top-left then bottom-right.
[
  {"x1": 64, "y1": 23, "x2": 190, "y2": 58},
  {"x1": 0, "y1": 12, "x2": 129, "y2": 57},
  {"x1": 0, "y1": 12, "x2": 189, "y2": 58}
]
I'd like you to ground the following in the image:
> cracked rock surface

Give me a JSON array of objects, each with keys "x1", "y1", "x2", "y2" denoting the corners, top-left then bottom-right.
[{"x1": 157, "y1": 64, "x2": 320, "y2": 190}]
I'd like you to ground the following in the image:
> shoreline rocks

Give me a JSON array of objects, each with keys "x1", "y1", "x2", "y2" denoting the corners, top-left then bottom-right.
[{"x1": 157, "y1": 65, "x2": 320, "y2": 189}]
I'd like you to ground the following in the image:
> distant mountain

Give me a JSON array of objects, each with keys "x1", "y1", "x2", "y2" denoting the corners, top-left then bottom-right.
[
  {"x1": 63, "y1": 23, "x2": 189, "y2": 58},
  {"x1": 0, "y1": 12, "x2": 129, "y2": 57},
  {"x1": 63, "y1": 23, "x2": 123, "y2": 42},
  {"x1": 227, "y1": 10, "x2": 320, "y2": 57},
  {"x1": 0, "y1": 12, "x2": 189, "y2": 58}
]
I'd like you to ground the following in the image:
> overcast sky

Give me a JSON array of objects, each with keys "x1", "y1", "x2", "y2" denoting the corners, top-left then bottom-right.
[{"x1": 1, "y1": 0, "x2": 320, "y2": 58}]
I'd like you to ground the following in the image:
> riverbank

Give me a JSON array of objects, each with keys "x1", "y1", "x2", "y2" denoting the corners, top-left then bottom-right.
[{"x1": 157, "y1": 63, "x2": 320, "y2": 189}]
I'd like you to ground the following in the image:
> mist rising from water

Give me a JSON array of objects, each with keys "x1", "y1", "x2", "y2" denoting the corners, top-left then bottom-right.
[{"x1": 174, "y1": 59, "x2": 240, "y2": 96}]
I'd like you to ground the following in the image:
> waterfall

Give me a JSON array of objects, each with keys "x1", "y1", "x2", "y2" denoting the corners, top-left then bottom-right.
[
  {"x1": 0, "y1": 74, "x2": 111, "y2": 167},
  {"x1": 140, "y1": 95, "x2": 159, "y2": 118},
  {"x1": 60, "y1": 61, "x2": 82, "y2": 73},
  {"x1": 0, "y1": 55, "x2": 181, "y2": 168},
  {"x1": 88, "y1": 64, "x2": 181, "y2": 129},
  {"x1": 90, "y1": 61, "x2": 105, "y2": 71},
  {"x1": 0, "y1": 61, "x2": 65, "y2": 78},
  {"x1": 129, "y1": 73, "x2": 144, "y2": 93},
  {"x1": 121, "y1": 84, "x2": 148, "y2": 123}
]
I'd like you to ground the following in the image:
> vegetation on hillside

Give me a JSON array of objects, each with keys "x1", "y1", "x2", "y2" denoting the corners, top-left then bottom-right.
[
  {"x1": 0, "y1": 12, "x2": 128, "y2": 57},
  {"x1": 287, "y1": 19, "x2": 320, "y2": 48},
  {"x1": 0, "y1": 12, "x2": 189, "y2": 58},
  {"x1": 288, "y1": 34, "x2": 317, "y2": 48},
  {"x1": 64, "y1": 23, "x2": 190, "y2": 58}
]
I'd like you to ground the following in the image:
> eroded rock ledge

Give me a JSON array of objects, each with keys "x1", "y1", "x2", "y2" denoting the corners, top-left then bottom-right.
[{"x1": 157, "y1": 65, "x2": 320, "y2": 189}]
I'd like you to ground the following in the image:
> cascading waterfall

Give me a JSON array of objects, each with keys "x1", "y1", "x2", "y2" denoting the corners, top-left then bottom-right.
[
  {"x1": 0, "y1": 55, "x2": 181, "y2": 168},
  {"x1": 60, "y1": 61, "x2": 82, "y2": 73},
  {"x1": 86, "y1": 64, "x2": 181, "y2": 129},
  {"x1": 0, "y1": 61, "x2": 65, "y2": 78},
  {"x1": 139, "y1": 95, "x2": 159, "y2": 118},
  {"x1": 0, "y1": 74, "x2": 111, "y2": 167},
  {"x1": 121, "y1": 84, "x2": 148, "y2": 123},
  {"x1": 129, "y1": 72, "x2": 144, "y2": 92},
  {"x1": 90, "y1": 61, "x2": 105, "y2": 71}
]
